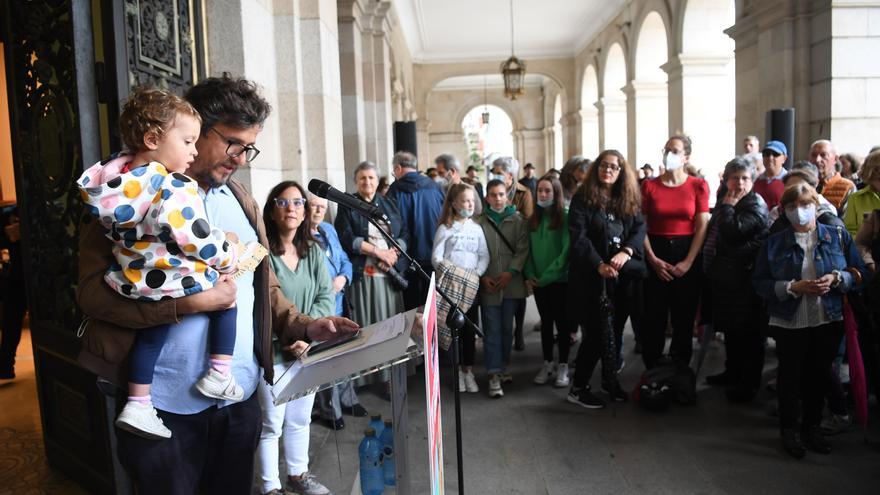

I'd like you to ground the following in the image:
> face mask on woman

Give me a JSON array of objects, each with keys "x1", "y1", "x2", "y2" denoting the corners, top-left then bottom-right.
[
  {"x1": 458, "y1": 208, "x2": 474, "y2": 218},
  {"x1": 664, "y1": 151, "x2": 683, "y2": 171},
  {"x1": 785, "y1": 203, "x2": 817, "y2": 227},
  {"x1": 537, "y1": 198, "x2": 554, "y2": 209}
]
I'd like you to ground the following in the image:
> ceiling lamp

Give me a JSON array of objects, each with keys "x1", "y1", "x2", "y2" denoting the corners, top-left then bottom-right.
[
  {"x1": 482, "y1": 75, "x2": 490, "y2": 125},
  {"x1": 501, "y1": 0, "x2": 526, "y2": 100}
]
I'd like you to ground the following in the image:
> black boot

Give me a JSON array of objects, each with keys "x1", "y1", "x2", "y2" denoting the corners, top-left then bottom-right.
[
  {"x1": 781, "y1": 429, "x2": 806, "y2": 459},
  {"x1": 803, "y1": 427, "x2": 832, "y2": 454}
]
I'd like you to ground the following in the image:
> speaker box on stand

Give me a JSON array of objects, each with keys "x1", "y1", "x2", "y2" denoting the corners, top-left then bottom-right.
[
  {"x1": 765, "y1": 108, "x2": 795, "y2": 170},
  {"x1": 393, "y1": 121, "x2": 418, "y2": 156}
]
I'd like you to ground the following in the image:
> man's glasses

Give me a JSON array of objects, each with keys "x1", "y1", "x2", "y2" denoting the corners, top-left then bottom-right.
[
  {"x1": 210, "y1": 127, "x2": 260, "y2": 163},
  {"x1": 274, "y1": 198, "x2": 306, "y2": 209}
]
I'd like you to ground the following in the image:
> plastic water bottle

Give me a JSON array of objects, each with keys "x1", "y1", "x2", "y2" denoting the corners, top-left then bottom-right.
[
  {"x1": 379, "y1": 419, "x2": 396, "y2": 486},
  {"x1": 359, "y1": 428, "x2": 385, "y2": 495},
  {"x1": 368, "y1": 413, "x2": 384, "y2": 437}
]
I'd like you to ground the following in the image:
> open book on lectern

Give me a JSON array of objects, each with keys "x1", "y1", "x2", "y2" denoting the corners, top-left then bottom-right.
[{"x1": 271, "y1": 308, "x2": 420, "y2": 406}]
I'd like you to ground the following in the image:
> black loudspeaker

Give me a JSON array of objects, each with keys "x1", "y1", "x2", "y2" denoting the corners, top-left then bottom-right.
[
  {"x1": 393, "y1": 121, "x2": 418, "y2": 156},
  {"x1": 765, "y1": 108, "x2": 795, "y2": 170}
]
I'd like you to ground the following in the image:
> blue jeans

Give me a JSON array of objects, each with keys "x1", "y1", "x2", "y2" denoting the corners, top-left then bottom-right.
[
  {"x1": 129, "y1": 307, "x2": 238, "y2": 385},
  {"x1": 481, "y1": 299, "x2": 521, "y2": 374}
]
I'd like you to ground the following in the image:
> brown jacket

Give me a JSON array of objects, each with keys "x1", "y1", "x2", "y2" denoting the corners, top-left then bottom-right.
[
  {"x1": 511, "y1": 181, "x2": 534, "y2": 219},
  {"x1": 77, "y1": 178, "x2": 313, "y2": 386}
]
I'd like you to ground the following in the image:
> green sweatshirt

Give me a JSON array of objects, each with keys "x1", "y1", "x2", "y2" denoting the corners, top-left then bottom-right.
[{"x1": 524, "y1": 211, "x2": 570, "y2": 286}]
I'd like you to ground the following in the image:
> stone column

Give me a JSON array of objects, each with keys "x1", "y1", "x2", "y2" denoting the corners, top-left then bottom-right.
[
  {"x1": 560, "y1": 111, "x2": 581, "y2": 162},
  {"x1": 416, "y1": 117, "x2": 431, "y2": 168},
  {"x1": 299, "y1": 0, "x2": 346, "y2": 188},
  {"x1": 599, "y1": 96, "x2": 627, "y2": 156},
  {"x1": 580, "y1": 106, "x2": 600, "y2": 157},
  {"x1": 542, "y1": 126, "x2": 556, "y2": 170},
  {"x1": 664, "y1": 53, "x2": 734, "y2": 191},
  {"x1": 626, "y1": 80, "x2": 668, "y2": 168},
  {"x1": 370, "y1": 3, "x2": 394, "y2": 174},
  {"x1": 337, "y1": 0, "x2": 367, "y2": 191}
]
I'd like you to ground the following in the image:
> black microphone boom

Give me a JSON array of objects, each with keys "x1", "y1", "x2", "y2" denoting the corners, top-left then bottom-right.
[{"x1": 307, "y1": 179, "x2": 386, "y2": 220}]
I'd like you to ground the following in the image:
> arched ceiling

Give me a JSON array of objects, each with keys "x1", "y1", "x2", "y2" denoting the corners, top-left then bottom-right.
[{"x1": 395, "y1": 0, "x2": 629, "y2": 62}]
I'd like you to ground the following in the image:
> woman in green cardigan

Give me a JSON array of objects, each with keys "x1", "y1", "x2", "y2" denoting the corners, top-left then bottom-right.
[
  {"x1": 256, "y1": 180, "x2": 335, "y2": 495},
  {"x1": 524, "y1": 176, "x2": 574, "y2": 388}
]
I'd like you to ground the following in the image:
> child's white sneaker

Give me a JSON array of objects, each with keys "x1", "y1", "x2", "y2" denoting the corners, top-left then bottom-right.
[
  {"x1": 196, "y1": 369, "x2": 244, "y2": 401},
  {"x1": 463, "y1": 370, "x2": 479, "y2": 393},
  {"x1": 115, "y1": 401, "x2": 172, "y2": 440}
]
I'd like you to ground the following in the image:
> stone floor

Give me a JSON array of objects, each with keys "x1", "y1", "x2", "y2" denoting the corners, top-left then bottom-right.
[
  {"x1": 2, "y1": 298, "x2": 879, "y2": 495},
  {"x1": 0, "y1": 329, "x2": 88, "y2": 495},
  {"x1": 304, "y1": 297, "x2": 880, "y2": 495}
]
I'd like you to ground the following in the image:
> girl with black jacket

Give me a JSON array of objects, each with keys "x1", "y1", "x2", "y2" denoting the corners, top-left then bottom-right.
[{"x1": 566, "y1": 150, "x2": 647, "y2": 409}]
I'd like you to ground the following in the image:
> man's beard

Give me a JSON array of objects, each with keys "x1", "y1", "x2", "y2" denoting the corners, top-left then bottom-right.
[{"x1": 193, "y1": 161, "x2": 235, "y2": 189}]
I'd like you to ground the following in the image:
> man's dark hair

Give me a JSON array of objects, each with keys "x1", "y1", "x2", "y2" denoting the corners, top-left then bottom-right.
[{"x1": 184, "y1": 73, "x2": 272, "y2": 133}]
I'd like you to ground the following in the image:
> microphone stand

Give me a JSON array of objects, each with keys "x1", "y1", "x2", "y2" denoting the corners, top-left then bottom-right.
[{"x1": 363, "y1": 212, "x2": 481, "y2": 495}]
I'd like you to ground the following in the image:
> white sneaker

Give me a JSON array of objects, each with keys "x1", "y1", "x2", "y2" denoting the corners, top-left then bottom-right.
[
  {"x1": 533, "y1": 361, "x2": 556, "y2": 385},
  {"x1": 463, "y1": 370, "x2": 479, "y2": 393},
  {"x1": 554, "y1": 363, "x2": 570, "y2": 388},
  {"x1": 458, "y1": 371, "x2": 467, "y2": 392},
  {"x1": 488, "y1": 374, "x2": 504, "y2": 398},
  {"x1": 115, "y1": 401, "x2": 172, "y2": 440},
  {"x1": 196, "y1": 369, "x2": 244, "y2": 401}
]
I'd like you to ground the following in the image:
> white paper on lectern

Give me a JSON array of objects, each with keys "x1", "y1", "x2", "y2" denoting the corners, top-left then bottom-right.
[{"x1": 270, "y1": 309, "x2": 418, "y2": 406}]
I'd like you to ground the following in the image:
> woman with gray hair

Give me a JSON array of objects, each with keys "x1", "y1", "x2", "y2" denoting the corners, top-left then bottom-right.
[{"x1": 702, "y1": 157, "x2": 769, "y2": 401}]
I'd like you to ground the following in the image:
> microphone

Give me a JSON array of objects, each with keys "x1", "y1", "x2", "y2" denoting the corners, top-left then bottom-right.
[{"x1": 308, "y1": 179, "x2": 386, "y2": 220}]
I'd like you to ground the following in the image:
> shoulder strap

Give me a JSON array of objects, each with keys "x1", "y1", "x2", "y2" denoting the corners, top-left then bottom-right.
[{"x1": 486, "y1": 216, "x2": 516, "y2": 254}]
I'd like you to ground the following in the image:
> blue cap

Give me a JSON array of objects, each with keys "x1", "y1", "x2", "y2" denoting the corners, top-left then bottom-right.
[{"x1": 762, "y1": 140, "x2": 788, "y2": 156}]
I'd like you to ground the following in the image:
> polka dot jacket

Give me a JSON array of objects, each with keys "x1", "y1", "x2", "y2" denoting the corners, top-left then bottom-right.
[{"x1": 77, "y1": 153, "x2": 238, "y2": 301}]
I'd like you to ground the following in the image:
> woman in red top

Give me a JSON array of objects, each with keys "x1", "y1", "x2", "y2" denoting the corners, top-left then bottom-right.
[{"x1": 641, "y1": 135, "x2": 710, "y2": 368}]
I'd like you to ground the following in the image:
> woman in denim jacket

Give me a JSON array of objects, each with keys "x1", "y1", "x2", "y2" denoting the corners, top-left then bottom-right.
[{"x1": 753, "y1": 183, "x2": 868, "y2": 459}]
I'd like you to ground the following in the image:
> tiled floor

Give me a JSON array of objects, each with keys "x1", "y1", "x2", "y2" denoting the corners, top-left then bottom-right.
[
  {"x1": 3, "y1": 298, "x2": 879, "y2": 495},
  {"x1": 0, "y1": 329, "x2": 88, "y2": 495}
]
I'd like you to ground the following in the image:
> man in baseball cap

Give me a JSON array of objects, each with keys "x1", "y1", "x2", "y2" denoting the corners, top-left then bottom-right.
[{"x1": 754, "y1": 140, "x2": 789, "y2": 209}]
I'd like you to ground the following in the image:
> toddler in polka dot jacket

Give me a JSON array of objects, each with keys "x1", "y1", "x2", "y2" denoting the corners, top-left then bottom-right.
[{"x1": 76, "y1": 88, "x2": 251, "y2": 440}]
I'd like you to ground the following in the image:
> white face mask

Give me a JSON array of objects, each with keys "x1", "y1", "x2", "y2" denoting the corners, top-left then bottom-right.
[
  {"x1": 489, "y1": 173, "x2": 507, "y2": 183},
  {"x1": 537, "y1": 198, "x2": 554, "y2": 209},
  {"x1": 434, "y1": 176, "x2": 448, "y2": 188},
  {"x1": 489, "y1": 204, "x2": 506, "y2": 214},
  {"x1": 664, "y1": 151, "x2": 683, "y2": 171},
  {"x1": 458, "y1": 208, "x2": 474, "y2": 218},
  {"x1": 785, "y1": 204, "x2": 817, "y2": 227}
]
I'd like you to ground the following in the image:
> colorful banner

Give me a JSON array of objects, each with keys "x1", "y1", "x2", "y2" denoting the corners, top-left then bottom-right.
[{"x1": 422, "y1": 274, "x2": 444, "y2": 494}]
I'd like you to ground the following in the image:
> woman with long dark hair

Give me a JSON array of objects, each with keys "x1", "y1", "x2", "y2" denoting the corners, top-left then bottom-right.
[
  {"x1": 256, "y1": 180, "x2": 336, "y2": 495},
  {"x1": 567, "y1": 150, "x2": 646, "y2": 408}
]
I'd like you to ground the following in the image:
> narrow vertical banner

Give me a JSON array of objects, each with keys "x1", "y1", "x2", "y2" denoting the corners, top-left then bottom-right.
[{"x1": 422, "y1": 274, "x2": 444, "y2": 494}]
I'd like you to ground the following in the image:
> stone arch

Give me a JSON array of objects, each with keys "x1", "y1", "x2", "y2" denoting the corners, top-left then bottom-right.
[
  {"x1": 672, "y1": 0, "x2": 736, "y2": 198},
  {"x1": 631, "y1": 10, "x2": 670, "y2": 167},
  {"x1": 580, "y1": 64, "x2": 599, "y2": 157},
  {"x1": 602, "y1": 42, "x2": 628, "y2": 155}
]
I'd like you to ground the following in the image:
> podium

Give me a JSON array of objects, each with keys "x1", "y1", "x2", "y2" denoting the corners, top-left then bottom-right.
[{"x1": 271, "y1": 309, "x2": 424, "y2": 494}]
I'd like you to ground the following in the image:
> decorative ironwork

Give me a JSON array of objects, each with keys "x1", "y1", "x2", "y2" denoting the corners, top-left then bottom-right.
[
  {"x1": 5, "y1": 0, "x2": 83, "y2": 334},
  {"x1": 124, "y1": 0, "x2": 194, "y2": 92}
]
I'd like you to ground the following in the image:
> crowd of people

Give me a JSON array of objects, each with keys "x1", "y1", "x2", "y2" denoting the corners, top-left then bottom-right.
[{"x1": 73, "y1": 73, "x2": 880, "y2": 495}]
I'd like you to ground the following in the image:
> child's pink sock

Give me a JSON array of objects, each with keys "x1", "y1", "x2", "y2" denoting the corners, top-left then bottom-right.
[
  {"x1": 128, "y1": 395, "x2": 151, "y2": 405},
  {"x1": 211, "y1": 359, "x2": 231, "y2": 376}
]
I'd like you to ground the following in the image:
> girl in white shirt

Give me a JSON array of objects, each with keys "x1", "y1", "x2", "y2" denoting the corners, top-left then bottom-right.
[{"x1": 432, "y1": 183, "x2": 490, "y2": 392}]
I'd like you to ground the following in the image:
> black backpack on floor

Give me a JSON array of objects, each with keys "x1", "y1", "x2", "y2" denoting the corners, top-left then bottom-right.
[{"x1": 635, "y1": 359, "x2": 697, "y2": 411}]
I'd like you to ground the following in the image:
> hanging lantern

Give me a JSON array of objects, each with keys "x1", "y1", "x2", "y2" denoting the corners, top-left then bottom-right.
[
  {"x1": 501, "y1": 56, "x2": 526, "y2": 100},
  {"x1": 481, "y1": 109, "x2": 490, "y2": 125}
]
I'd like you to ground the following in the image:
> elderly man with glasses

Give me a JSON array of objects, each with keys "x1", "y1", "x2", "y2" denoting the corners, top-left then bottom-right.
[{"x1": 77, "y1": 75, "x2": 357, "y2": 494}]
